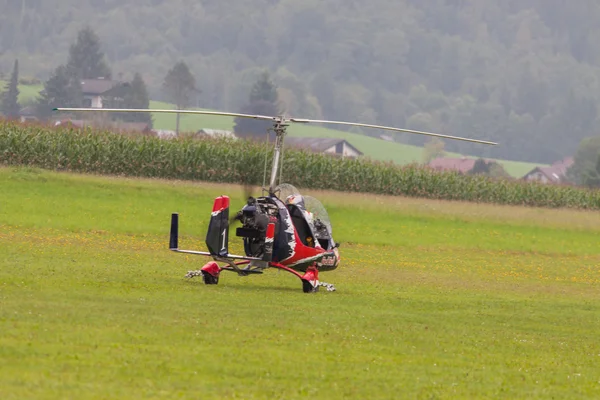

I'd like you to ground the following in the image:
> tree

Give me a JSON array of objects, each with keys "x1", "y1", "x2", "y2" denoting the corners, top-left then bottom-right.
[
  {"x1": 121, "y1": 73, "x2": 153, "y2": 127},
  {"x1": 581, "y1": 153, "x2": 600, "y2": 187},
  {"x1": 234, "y1": 71, "x2": 280, "y2": 139},
  {"x1": 249, "y1": 70, "x2": 278, "y2": 104},
  {"x1": 469, "y1": 159, "x2": 511, "y2": 179},
  {"x1": 36, "y1": 65, "x2": 82, "y2": 119},
  {"x1": 162, "y1": 61, "x2": 197, "y2": 134},
  {"x1": 422, "y1": 137, "x2": 446, "y2": 163},
  {"x1": 567, "y1": 136, "x2": 600, "y2": 186},
  {"x1": 234, "y1": 100, "x2": 279, "y2": 140},
  {"x1": 66, "y1": 26, "x2": 112, "y2": 80},
  {"x1": 1, "y1": 59, "x2": 20, "y2": 118},
  {"x1": 469, "y1": 158, "x2": 492, "y2": 175}
]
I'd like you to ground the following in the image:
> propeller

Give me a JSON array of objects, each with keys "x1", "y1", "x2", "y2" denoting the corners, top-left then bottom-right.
[{"x1": 227, "y1": 180, "x2": 256, "y2": 227}]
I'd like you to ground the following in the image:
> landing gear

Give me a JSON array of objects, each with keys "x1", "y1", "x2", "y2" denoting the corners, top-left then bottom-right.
[
  {"x1": 301, "y1": 266, "x2": 320, "y2": 293},
  {"x1": 185, "y1": 261, "x2": 221, "y2": 285},
  {"x1": 185, "y1": 261, "x2": 336, "y2": 293},
  {"x1": 201, "y1": 271, "x2": 219, "y2": 285},
  {"x1": 299, "y1": 265, "x2": 336, "y2": 293}
]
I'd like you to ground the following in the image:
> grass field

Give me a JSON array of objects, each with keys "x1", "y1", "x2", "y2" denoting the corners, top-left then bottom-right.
[
  {"x1": 0, "y1": 81, "x2": 43, "y2": 105},
  {"x1": 1, "y1": 166, "x2": 599, "y2": 399}
]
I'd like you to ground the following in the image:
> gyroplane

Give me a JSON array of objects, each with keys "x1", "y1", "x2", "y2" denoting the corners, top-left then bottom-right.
[{"x1": 54, "y1": 107, "x2": 497, "y2": 292}]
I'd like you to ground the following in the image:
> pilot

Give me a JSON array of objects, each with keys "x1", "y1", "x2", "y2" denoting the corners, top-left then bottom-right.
[{"x1": 285, "y1": 194, "x2": 322, "y2": 249}]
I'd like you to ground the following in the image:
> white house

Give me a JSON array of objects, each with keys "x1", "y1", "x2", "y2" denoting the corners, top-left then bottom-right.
[
  {"x1": 80, "y1": 78, "x2": 122, "y2": 108},
  {"x1": 284, "y1": 137, "x2": 363, "y2": 158}
]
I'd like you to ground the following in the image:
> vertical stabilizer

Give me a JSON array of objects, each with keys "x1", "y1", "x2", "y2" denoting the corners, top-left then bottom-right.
[
  {"x1": 169, "y1": 213, "x2": 179, "y2": 249},
  {"x1": 205, "y1": 196, "x2": 230, "y2": 257}
]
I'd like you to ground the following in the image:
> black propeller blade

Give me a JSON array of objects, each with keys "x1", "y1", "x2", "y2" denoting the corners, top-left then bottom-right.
[{"x1": 227, "y1": 181, "x2": 256, "y2": 226}]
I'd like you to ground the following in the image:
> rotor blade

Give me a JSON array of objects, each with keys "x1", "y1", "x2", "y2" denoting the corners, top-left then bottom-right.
[
  {"x1": 289, "y1": 118, "x2": 497, "y2": 145},
  {"x1": 53, "y1": 108, "x2": 278, "y2": 121}
]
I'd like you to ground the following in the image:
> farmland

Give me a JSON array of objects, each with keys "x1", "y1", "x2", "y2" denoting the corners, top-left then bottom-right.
[
  {"x1": 149, "y1": 100, "x2": 543, "y2": 178},
  {"x1": 1, "y1": 167, "x2": 599, "y2": 399},
  {"x1": 0, "y1": 79, "x2": 545, "y2": 177},
  {"x1": 2, "y1": 120, "x2": 598, "y2": 209}
]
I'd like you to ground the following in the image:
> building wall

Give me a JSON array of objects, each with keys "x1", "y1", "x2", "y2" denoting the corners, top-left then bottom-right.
[
  {"x1": 83, "y1": 95, "x2": 103, "y2": 108},
  {"x1": 341, "y1": 143, "x2": 360, "y2": 157},
  {"x1": 524, "y1": 171, "x2": 548, "y2": 183},
  {"x1": 323, "y1": 143, "x2": 361, "y2": 157}
]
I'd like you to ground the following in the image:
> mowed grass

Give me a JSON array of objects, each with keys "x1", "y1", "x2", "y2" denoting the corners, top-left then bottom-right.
[{"x1": 1, "y1": 167, "x2": 600, "y2": 399}]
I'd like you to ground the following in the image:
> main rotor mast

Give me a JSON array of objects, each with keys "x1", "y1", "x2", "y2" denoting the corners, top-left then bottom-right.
[{"x1": 268, "y1": 117, "x2": 289, "y2": 196}]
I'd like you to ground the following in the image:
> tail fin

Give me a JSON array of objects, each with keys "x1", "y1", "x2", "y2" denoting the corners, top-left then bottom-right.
[
  {"x1": 205, "y1": 196, "x2": 230, "y2": 257},
  {"x1": 170, "y1": 213, "x2": 179, "y2": 249}
]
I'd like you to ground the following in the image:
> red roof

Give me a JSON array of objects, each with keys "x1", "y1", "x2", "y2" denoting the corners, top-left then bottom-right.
[
  {"x1": 428, "y1": 157, "x2": 478, "y2": 173},
  {"x1": 523, "y1": 157, "x2": 574, "y2": 183}
]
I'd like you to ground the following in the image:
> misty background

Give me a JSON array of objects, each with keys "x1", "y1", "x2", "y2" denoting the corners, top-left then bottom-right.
[{"x1": 1, "y1": 0, "x2": 600, "y2": 165}]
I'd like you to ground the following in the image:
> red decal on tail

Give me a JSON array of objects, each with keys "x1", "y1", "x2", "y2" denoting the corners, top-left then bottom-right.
[
  {"x1": 212, "y1": 196, "x2": 224, "y2": 213},
  {"x1": 221, "y1": 196, "x2": 230, "y2": 209}
]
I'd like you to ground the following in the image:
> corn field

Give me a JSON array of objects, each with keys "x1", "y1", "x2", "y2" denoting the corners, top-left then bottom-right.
[{"x1": 1, "y1": 120, "x2": 599, "y2": 210}]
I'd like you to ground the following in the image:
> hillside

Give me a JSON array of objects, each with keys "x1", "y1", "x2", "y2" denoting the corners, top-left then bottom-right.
[
  {"x1": 0, "y1": 80, "x2": 545, "y2": 178},
  {"x1": 2, "y1": 1, "x2": 600, "y2": 165}
]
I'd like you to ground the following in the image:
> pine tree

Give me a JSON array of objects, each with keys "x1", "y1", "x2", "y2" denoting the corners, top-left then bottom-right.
[
  {"x1": 66, "y1": 26, "x2": 112, "y2": 80},
  {"x1": 249, "y1": 71, "x2": 278, "y2": 104},
  {"x1": 234, "y1": 71, "x2": 280, "y2": 140},
  {"x1": 421, "y1": 137, "x2": 446, "y2": 163},
  {"x1": 1, "y1": 59, "x2": 20, "y2": 118},
  {"x1": 162, "y1": 61, "x2": 197, "y2": 134},
  {"x1": 122, "y1": 73, "x2": 153, "y2": 127},
  {"x1": 36, "y1": 65, "x2": 82, "y2": 119}
]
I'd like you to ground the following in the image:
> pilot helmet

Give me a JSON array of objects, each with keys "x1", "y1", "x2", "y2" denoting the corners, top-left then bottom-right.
[{"x1": 285, "y1": 194, "x2": 306, "y2": 209}]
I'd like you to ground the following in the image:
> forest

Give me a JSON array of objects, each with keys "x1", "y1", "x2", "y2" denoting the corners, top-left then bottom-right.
[{"x1": 1, "y1": 0, "x2": 600, "y2": 166}]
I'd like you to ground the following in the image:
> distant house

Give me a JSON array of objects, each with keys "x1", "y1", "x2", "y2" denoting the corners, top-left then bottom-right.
[
  {"x1": 19, "y1": 105, "x2": 38, "y2": 123},
  {"x1": 284, "y1": 137, "x2": 363, "y2": 158},
  {"x1": 197, "y1": 128, "x2": 237, "y2": 139},
  {"x1": 522, "y1": 157, "x2": 574, "y2": 184},
  {"x1": 152, "y1": 129, "x2": 177, "y2": 139},
  {"x1": 428, "y1": 157, "x2": 480, "y2": 174},
  {"x1": 80, "y1": 78, "x2": 128, "y2": 108}
]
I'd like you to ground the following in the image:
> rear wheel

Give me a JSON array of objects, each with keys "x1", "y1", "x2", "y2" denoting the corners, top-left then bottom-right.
[
  {"x1": 202, "y1": 272, "x2": 219, "y2": 285},
  {"x1": 302, "y1": 279, "x2": 319, "y2": 293}
]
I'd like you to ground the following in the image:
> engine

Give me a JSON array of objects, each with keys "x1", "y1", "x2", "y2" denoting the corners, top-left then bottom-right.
[{"x1": 234, "y1": 197, "x2": 279, "y2": 258}]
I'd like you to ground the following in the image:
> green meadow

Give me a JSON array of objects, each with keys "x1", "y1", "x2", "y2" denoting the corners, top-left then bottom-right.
[
  {"x1": 1, "y1": 166, "x2": 599, "y2": 399},
  {"x1": 0, "y1": 81, "x2": 43, "y2": 105},
  {"x1": 149, "y1": 100, "x2": 542, "y2": 177}
]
